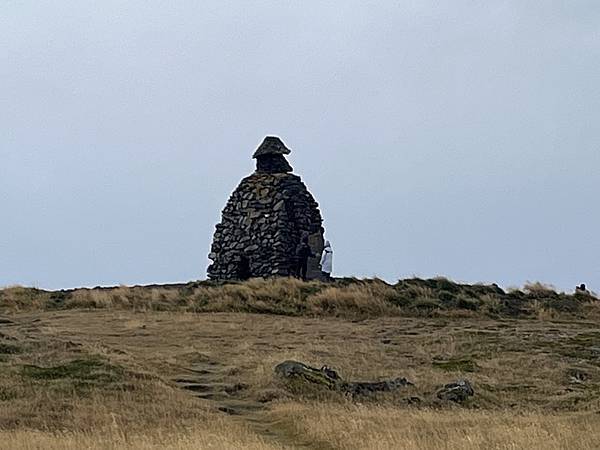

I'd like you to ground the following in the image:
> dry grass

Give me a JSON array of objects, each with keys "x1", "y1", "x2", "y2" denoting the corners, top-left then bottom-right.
[
  {"x1": 4, "y1": 407, "x2": 599, "y2": 450},
  {"x1": 1, "y1": 277, "x2": 598, "y2": 320},
  {"x1": 308, "y1": 282, "x2": 399, "y2": 316},
  {"x1": 523, "y1": 281, "x2": 558, "y2": 294},
  {"x1": 2, "y1": 279, "x2": 600, "y2": 448},
  {"x1": 270, "y1": 402, "x2": 600, "y2": 450},
  {"x1": 0, "y1": 423, "x2": 287, "y2": 450}
]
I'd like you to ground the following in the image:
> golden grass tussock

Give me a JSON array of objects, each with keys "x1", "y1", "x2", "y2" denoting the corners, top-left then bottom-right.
[
  {"x1": 0, "y1": 286, "x2": 48, "y2": 310},
  {"x1": 307, "y1": 281, "x2": 399, "y2": 316},
  {"x1": 67, "y1": 286, "x2": 134, "y2": 309},
  {"x1": 194, "y1": 277, "x2": 320, "y2": 314},
  {"x1": 270, "y1": 402, "x2": 600, "y2": 450},
  {"x1": 523, "y1": 281, "x2": 558, "y2": 295}
]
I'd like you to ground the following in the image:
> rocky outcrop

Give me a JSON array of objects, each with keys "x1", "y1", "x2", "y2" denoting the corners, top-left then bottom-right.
[
  {"x1": 275, "y1": 361, "x2": 476, "y2": 404},
  {"x1": 274, "y1": 360, "x2": 413, "y2": 396},
  {"x1": 436, "y1": 379, "x2": 474, "y2": 403},
  {"x1": 208, "y1": 137, "x2": 325, "y2": 280}
]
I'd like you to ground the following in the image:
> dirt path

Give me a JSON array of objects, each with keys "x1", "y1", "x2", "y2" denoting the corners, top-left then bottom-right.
[{"x1": 171, "y1": 359, "x2": 333, "y2": 449}]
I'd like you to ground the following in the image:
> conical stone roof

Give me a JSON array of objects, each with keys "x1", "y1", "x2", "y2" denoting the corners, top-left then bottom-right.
[{"x1": 252, "y1": 136, "x2": 291, "y2": 158}]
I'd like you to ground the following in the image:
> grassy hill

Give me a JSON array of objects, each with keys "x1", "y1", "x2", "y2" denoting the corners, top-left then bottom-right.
[
  {"x1": 1, "y1": 278, "x2": 600, "y2": 449},
  {"x1": 1, "y1": 277, "x2": 598, "y2": 319}
]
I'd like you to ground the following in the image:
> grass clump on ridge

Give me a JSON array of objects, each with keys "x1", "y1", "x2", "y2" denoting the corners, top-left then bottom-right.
[{"x1": 1, "y1": 277, "x2": 598, "y2": 320}]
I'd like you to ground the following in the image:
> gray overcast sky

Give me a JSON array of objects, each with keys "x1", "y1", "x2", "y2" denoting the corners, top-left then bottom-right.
[{"x1": 1, "y1": 1, "x2": 599, "y2": 291}]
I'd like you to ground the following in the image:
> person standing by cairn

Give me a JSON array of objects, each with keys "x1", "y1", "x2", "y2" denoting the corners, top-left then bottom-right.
[
  {"x1": 319, "y1": 240, "x2": 333, "y2": 280},
  {"x1": 295, "y1": 233, "x2": 315, "y2": 280}
]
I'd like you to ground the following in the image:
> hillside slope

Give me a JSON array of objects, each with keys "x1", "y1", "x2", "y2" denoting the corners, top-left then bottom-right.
[{"x1": 2, "y1": 295, "x2": 600, "y2": 448}]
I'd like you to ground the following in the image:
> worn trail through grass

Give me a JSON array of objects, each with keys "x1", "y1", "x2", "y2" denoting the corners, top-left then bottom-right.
[
  {"x1": 4, "y1": 308, "x2": 600, "y2": 448},
  {"x1": 172, "y1": 359, "x2": 326, "y2": 449}
]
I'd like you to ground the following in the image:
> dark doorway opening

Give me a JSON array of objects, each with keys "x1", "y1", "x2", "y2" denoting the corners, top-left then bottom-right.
[{"x1": 237, "y1": 256, "x2": 251, "y2": 280}]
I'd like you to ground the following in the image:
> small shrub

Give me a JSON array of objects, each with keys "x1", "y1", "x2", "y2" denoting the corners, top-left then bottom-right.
[{"x1": 523, "y1": 282, "x2": 557, "y2": 297}]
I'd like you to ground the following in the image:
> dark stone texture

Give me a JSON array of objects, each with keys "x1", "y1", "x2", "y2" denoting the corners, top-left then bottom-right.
[
  {"x1": 436, "y1": 379, "x2": 475, "y2": 403},
  {"x1": 256, "y1": 154, "x2": 293, "y2": 174},
  {"x1": 252, "y1": 136, "x2": 291, "y2": 158},
  {"x1": 274, "y1": 360, "x2": 413, "y2": 396},
  {"x1": 343, "y1": 378, "x2": 413, "y2": 396},
  {"x1": 208, "y1": 137, "x2": 325, "y2": 281}
]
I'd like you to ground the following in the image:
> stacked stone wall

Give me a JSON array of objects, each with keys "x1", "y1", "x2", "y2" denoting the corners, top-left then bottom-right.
[{"x1": 208, "y1": 172, "x2": 324, "y2": 280}]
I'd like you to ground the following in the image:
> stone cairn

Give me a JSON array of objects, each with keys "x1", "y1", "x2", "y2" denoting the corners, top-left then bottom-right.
[{"x1": 208, "y1": 136, "x2": 325, "y2": 280}]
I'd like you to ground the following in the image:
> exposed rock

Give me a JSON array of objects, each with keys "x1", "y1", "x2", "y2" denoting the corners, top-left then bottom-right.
[
  {"x1": 344, "y1": 378, "x2": 413, "y2": 396},
  {"x1": 567, "y1": 368, "x2": 589, "y2": 384},
  {"x1": 274, "y1": 360, "x2": 413, "y2": 396},
  {"x1": 252, "y1": 136, "x2": 291, "y2": 158},
  {"x1": 208, "y1": 137, "x2": 325, "y2": 280},
  {"x1": 253, "y1": 137, "x2": 293, "y2": 173},
  {"x1": 256, "y1": 154, "x2": 293, "y2": 174},
  {"x1": 274, "y1": 360, "x2": 340, "y2": 389},
  {"x1": 436, "y1": 379, "x2": 474, "y2": 403}
]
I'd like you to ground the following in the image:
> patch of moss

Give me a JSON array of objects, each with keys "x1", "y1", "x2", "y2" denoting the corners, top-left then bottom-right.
[
  {"x1": 432, "y1": 358, "x2": 479, "y2": 373},
  {"x1": 21, "y1": 358, "x2": 125, "y2": 384},
  {"x1": 0, "y1": 343, "x2": 21, "y2": 355},
  {"x1": 0, "y1": 387, "x2": 17, "y2": 401}
]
